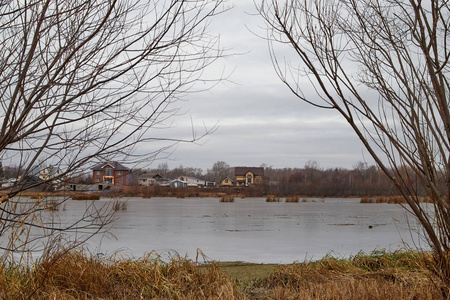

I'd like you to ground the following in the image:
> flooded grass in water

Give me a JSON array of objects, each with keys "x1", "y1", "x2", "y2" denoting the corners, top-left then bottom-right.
[
  {"x1": 71, "y1": 194, "x2": 100, "y2": 200},
  {"x1": 360, "y1": 196, "x2": 433, "y2": 204},
  {"x1": 266, "y1": 195, "x2": 281, "y2": 202},
  {"x1": 220, "y1": 196, "x2": 234, "y2": 202}
]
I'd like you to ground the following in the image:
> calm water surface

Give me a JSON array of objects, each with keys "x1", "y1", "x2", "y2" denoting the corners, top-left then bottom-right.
[{"x1": 46, "y1": 197, "x2": 427, "y2": 263}]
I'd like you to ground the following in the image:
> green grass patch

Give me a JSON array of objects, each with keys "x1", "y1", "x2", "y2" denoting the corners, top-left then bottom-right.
[{"x1": 216, "y1": 261, "x2": 280, "y2": 283}]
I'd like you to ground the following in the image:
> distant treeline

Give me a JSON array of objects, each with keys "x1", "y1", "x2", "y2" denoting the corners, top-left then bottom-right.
[
  {"x1": 261, "y1": 165, "x2": 395, "y2": 197},
  {"x1": 145, "y1": 161, "x2": 432, "y2": 197}
]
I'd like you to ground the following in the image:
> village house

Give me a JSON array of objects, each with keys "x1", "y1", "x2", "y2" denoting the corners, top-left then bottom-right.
[
  {"x1": 220, "y1": 176, "x2": 235, "y2": 187},
  {"x1": 235, "y1": 167, "x2": 264, "y2": 186},
  {"x1": 169, "y1": 176, "x2": 213, "y2": 188},
  {"x1": 138, "y1": 173, "x2": 167, "y2": 186},
  {"x1": 92, "y1": 162, "x2": 131, "y2": 186},
  {"x1": 31, "y1": 165, "x2": 63, "y2": 183}
]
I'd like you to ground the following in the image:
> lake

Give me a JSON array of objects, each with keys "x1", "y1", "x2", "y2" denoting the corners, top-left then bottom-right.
[{"x1": 47, "y1": 197, "x2": 424, "y2": 264}]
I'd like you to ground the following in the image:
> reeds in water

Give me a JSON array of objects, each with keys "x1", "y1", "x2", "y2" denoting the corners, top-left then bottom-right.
[
  {"x1": 45, "y1": 200, "x2": 60, "y2": 211},
  {"x1": 360, "y1": 196, "x2": 433, "y2": 204},
  {"x1": 266, "y1": 195, "x2": 280, "y2": 202},
  {"x1": 72, "y1": 194, "x2": 100, "y2": 200},
  {"x1": 220, "y1": 196, "x2": 234, "y2": 202},
  {"x1": 112, "y1": 199, "x2": 127, "y2": 211},
  {"x1": 285, "y1": 196, "x2": 300, "y2": 203}
]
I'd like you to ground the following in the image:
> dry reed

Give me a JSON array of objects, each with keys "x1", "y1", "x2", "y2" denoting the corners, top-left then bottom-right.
[
  {"x1": 0, "y1": 249, "x2": 444, "y2": 299},
  {"x1": 257, "y1": 250, "x2": 441, "y2": 300},
  {"x1": 72, "y1": 194, "x2": 100, "y2": 200},
  {"x1": 285, "y1": 196, "x2": 300, "y2": 203},
  {"x1": 0, "y1": 250, "x2": 243, "y2": 300},
  {"x1": 266, "y1": 195, "x2": 280, "y2": 202},
  {"x1": 360, "y1": 196, "x2": 433, "y2": 204},
  {"x1": 112, "y1": 199, "x2": 127, "y2": 211},
  {"x1": 220, "y1": 196, "x2": 234, "y2": 202},
  {"x1": 45, "y1": 200, "x2": 60, "y2": 211}
]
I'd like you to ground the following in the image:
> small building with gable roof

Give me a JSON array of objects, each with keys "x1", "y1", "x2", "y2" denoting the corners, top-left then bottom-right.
[{"x1": 235, "y1": 167, "x2": 264, "y2": 187}]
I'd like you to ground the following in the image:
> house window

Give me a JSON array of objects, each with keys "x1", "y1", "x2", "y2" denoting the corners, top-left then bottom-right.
[
  {"x1": 225, "y1": 179, "x2": 229, "y2": 183},
  {"x1": 105, "y1": 168, "x2": 112, "y2": 176},
  {"x1": 117, "y1": 171, "x2": 122, "y2": 175},
  {"x1": 96, "y1": 178, "x2": 100, "y2": 182},
  {"x1": 96, "y1": 171, "x2": 100, "y2": 175},
  {"x1": 256, "y1": 178, "x2": 260, "y2": 183},
  {"x1": 247, "y1": 174, "x2": 252, "y2": 183}
]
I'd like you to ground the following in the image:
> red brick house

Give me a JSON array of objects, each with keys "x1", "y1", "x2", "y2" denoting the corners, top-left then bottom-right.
[{"x1": 92, "y1": 162, "x2": 131, "y2": 186}]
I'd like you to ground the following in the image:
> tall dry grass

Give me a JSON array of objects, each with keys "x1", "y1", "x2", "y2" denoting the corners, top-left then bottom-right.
[
  {"x1": 0, "y1": 249, "x2": 444, "y2": 299},
  {"x1": 0, "y1": 250, "x2": 243, "y2": 300},
  {"x1": 256, "y1": 250, "x2": 442, "y2": 300}
]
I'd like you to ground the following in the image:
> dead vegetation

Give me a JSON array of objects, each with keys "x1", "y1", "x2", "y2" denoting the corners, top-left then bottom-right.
[
  {"x1": 0, "y1": 250, "x2": 242, "y2": 300},
  {"x1": 0, "y1": 249, "x2": 445, "y2": 299},
  {"x1": 360, "y1": 196, "x2": 433, "y2": 204},
  {"x1": 243, "y1": 250, "x2": 444, "y2": 299},
  {"x1": 112, "y1": 199, "x2": 127, "y2": 211},
  {"x1": 285, "y1": 196, "x2": 300, "y2": 203},
  {"x1": 266, "y1": 195, "x2": 281, "y2": 202},
  {"x1": 220, "y1": 196, "x2": 235, "y2": 202},
  {"x1": 71, "y1": 194, "x2": 100, "y2": 200}
]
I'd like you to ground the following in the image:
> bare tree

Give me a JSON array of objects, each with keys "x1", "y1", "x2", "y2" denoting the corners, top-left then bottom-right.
[
  {"x1": 0, "y1": 0, "x2": 224, "y2": 259},
  {"x1": 206, "y1": 160, "x2": 232, "y2": 182},
  {"x1": 257, "y1": 0, "x2": 450, "y2": 294}
]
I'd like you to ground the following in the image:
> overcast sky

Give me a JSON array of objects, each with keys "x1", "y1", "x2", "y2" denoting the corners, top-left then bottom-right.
[{"x1": 153, "y1": 1, "x2": 374, "y2": 171}]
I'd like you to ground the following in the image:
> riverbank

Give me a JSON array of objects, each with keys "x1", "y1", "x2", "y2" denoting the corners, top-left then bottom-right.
[
  {"x1": 7, "y1": 188, "x2": 414, "y2": 204},
  {"x1": 0, "y1": 249, "x2": 444, "y2": 299}
]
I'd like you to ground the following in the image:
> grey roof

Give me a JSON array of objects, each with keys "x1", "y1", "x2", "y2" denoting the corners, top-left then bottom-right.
[{"x1": 92, "y1": 162, "x2": 130, "y2": 171}]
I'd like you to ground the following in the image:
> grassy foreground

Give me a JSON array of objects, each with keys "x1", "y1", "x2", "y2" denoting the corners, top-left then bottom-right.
[{"x1": 0, "y1": 250, "x2": 445, "y2": 299}]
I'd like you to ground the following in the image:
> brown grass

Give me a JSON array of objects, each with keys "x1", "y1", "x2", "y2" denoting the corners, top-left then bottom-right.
[
  {"x1": 266, "y1": 195, "x2": 281, "y2": 202},
  {"x1": 285, "y1": 196, "x2": 300, "y2": 203},
  {"x1": 72, "y1": 194, "x2": 100, "y2": 200},
  {"x1": 254, "y1": 250, "x2": 443, "y2": 300},
  {"x1": 0, "y1": 250, "x2": 243, "y2": 300},
  {"x1": 0, "y1": 249, "x2": 445, "y2": 300},
  {"x1": 220, "y1": 196, "x2": 235, "y2": 202},
  {"x1": 360, "y1": 196, "x2": 433, "y2": 204}
]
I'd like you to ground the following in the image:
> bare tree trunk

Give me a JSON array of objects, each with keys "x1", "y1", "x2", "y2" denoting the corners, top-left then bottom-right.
[
  {"x1": 0, "y1": 0, "x2": 223, "y2": 266},
  {"x1": 258, "y1": 0, "x2": 450, "y2": 295}
]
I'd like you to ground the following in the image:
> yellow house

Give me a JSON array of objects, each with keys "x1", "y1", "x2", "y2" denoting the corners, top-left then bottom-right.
[
  {"x1": 220, "y1": 176, "x2": 235, "y2": 186},
  {"x1": 235, "y1": 167, "x2": 264, "y2": 186}
]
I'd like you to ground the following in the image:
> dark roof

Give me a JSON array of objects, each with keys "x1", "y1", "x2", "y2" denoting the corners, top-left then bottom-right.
[
  {"x1": 92, "y1": 162, "x2": 130, "y2": 171},
  {"x1": 235, "y1": 167, "x2": 264, "y2": 176},
  {"x1": 221, "y1": 176, "x2": 235, "y2": 183},
  {"x1": 138, "y1": 173, "x2": 161, "y2": 179}
]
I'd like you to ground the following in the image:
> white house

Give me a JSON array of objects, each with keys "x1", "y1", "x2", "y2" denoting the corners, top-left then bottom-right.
[
  {"x1": 138, "y1": 173, "x2": 164, "y2": 186},
  {"x1": 31, "y1": 165, "x2": 63, "y2": 183},
  {"x1": 170, "y1": 176, "x2": 206, "y2": 188}
]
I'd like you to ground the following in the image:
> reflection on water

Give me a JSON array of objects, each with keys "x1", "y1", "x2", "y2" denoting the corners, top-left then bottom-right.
[{"x1": 8, "y1": 197, "x2": 429, "y2": 263}]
